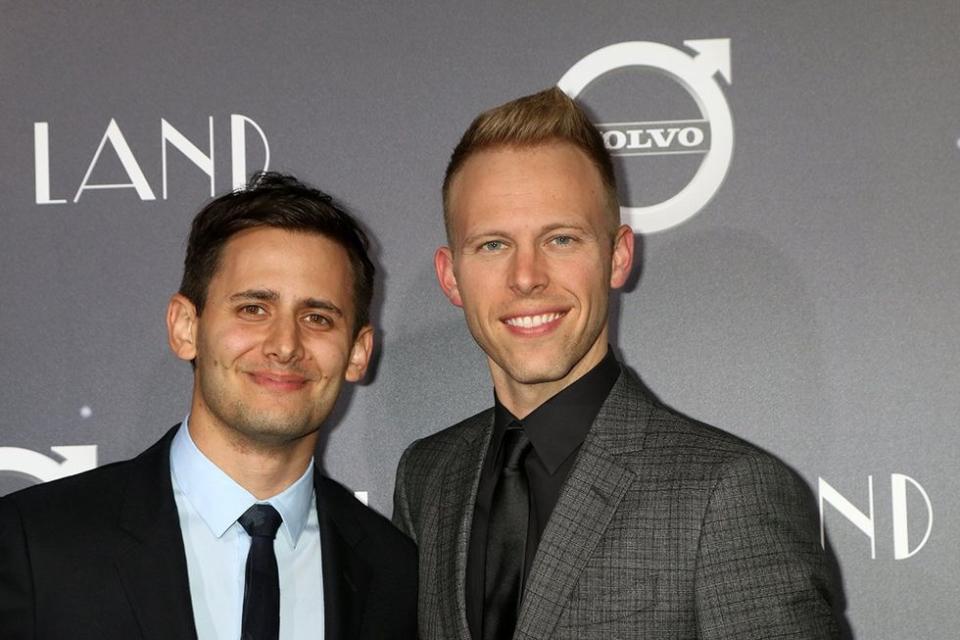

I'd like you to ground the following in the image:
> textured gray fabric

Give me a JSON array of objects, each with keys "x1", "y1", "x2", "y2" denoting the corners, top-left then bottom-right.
[{"x1": 393, "y1": 366, "x2": 840, "y2": 639}]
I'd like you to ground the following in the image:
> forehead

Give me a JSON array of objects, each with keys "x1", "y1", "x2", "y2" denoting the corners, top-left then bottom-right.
[
  {"x1": 212, "y1": 227, "x2": 354, "y2": 299},
  {"x1": 446, "y1": 143, "x2": 608, "y2": 236}
]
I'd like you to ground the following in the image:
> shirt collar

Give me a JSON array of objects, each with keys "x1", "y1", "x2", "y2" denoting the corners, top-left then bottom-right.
[
  {"x1": 494, "y1": 347, "x2": 621, "y2": 473},
  {"x1": 170, "y1": 415, "x2": 315, "y2": 547}
]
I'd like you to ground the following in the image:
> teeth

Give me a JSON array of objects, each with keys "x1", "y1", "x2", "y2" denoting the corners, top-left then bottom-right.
[{"x1": 506, "y1": 312, "x2": 564, "y2": 328}]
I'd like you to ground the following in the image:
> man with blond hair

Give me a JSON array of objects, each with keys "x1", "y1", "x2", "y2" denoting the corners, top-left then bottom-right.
[{"x1": 393, "y1": 88, "x2": 840, "y2": 639}]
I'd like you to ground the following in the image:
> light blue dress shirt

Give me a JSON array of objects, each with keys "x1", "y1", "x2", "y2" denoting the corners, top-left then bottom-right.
[{"x1": 170, "y1": 417, "x2": 325, "y2": 640}]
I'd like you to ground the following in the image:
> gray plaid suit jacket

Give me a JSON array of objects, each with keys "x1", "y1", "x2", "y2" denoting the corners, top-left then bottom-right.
[{"x1": 393, "y1": 366, "x2": 840, "y2": 639}]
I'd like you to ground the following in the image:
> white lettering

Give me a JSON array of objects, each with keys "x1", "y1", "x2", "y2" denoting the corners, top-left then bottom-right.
[
  {"x1": 74, "y1": 119, "x2": 156, "y2": 202},
  {"x1": 602, "y1": 130, "x2": 627, "y2": 151},
  {"x1": 231, "y1": 114, "x2": 270, "y2": 189},
  {"x1": 35, "y1": 116, "x2": 270, "y2": 204},
  {"x1": 603, "y1": 125, "x2": 707, "y2": 153},
  {"x1": 647, "y1": 128, "x2": 678, "y2": 148},
  {"x1": 161, "y1": 117, "x2": 215, "y2": 199},
  {"x1": 891, "y1": 474, "x2": 933, "y2": 560},
  {"x1": 626, "y1": 129, "x2": 651, "y2": 149},
  {"x1": 819, "y1": 476, "x2": 876, "y2": 559},
  {"x1": 679, "y1": 126, "x2": 705, "y2": 147},
  {"x1": 34, "y1": 123, "x2": 67, "y2": 204}
]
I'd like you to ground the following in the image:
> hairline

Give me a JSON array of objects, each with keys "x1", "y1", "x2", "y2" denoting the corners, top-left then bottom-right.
[
  {"x1": 442, "y1": 139, "x2": 621, "y2": 245},
  {"x1": 190, "y1": 224, "x2": 371, "y2": 338}
]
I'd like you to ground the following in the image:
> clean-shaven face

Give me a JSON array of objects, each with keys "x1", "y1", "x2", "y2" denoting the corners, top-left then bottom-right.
[
  {"x1": 187, "y1": 227, "x2": 372, "y2": 447},
  {"x1": 436, "y1": 142, "x2": 633, "y2": 410}
]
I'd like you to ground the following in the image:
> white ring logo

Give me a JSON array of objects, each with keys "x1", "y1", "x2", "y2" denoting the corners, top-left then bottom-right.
[
  {"x1": 558, "y1": 39, "x2": 734, "y2": 233},
  {"x1": 0, "y1": 445, "x2": 97, "y2": 483}
]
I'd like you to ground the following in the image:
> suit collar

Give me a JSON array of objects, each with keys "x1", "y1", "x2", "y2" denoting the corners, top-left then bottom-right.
[
  {"x1": 315, "y1": 473, "x2": 373, "y2": 640},
  {"x1": 170, "y1": 419, "x2": 315, "y2": 545},
  {"x1": 115, "y1": 426, "x2": 373, "y2": 640},
  {"x1": 114, "y1": 425, "x2": 198, "y2": 640},
  {"x1": 440, "y1": 409, "x2": 495, "y2": 639},
  {"x1": 516, "y1": 368, "x2": 654, "y2": 639},
  {"x1": 587, "y1": 365, "x2": 655, "y2": 454},
  {"x1": 494, "y1": 348, "x2": 620, "y2": 474}
]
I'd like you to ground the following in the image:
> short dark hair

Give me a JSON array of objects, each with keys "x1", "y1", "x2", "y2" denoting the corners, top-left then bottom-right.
[
  {"x1": 442, "y1": 87, "x2": 619, "y2": 237},
  {"x1": 179, "y1": 172, "x2": 375, "y2": 333}
]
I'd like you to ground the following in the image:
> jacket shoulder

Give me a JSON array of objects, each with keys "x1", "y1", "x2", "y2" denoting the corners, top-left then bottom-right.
[
  {"x1": 394, "y1": 407, "x2": 491, "y2": 495},
  {"x1": 652, "y1": 404, "x2": 789, "y2": 468},
  {"x1": 0, "y1": 427, "x2": 175, "y2": 535},
  {"x1": 317, "y1": 474, "x2": 415, "y2": 552},
  {"x1": 610, "y1": 372, "x2": 799, "y2": 480},
  {"x1": 1, "y1": 456, "x2": 136, "y2": 527},
  {"x1": 401, "y1": 407, "x2": 493, "y2": 460}
]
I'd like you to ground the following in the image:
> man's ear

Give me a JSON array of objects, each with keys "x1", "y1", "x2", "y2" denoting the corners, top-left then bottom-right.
[
  {"x1": 167, "y1": 293, "x2": 199, "y2": 362},
  {"x1": 609, "y1": 224, "x2": 635, "y2": 289},
  {"x1": 345, "y1": 325, "x2": 375, "y2": 382},
  {"x1": 434, "y1": 246, "x2": 463, "y2": 307}
]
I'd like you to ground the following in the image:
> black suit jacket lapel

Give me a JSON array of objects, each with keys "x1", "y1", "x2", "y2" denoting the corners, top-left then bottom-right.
[
  {"x1": 316, "y1": 474, "x2": 373, "y2": 640},
  {"x1": 113, "y1": 426, "x2": 198, "y2": 640}
]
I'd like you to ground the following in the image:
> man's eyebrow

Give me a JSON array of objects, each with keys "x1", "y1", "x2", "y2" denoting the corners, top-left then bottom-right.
[
  {"x1": 303, "y1": 298, "x2": 344, "y2": 317},
  {"x1": 229, "y1": 289, "x2": 279, "y2": 302},
  {"x1": 462, "y1": 222, "x2": 592, "y2": 245},
  {"x1": 540, "y1": 221, "x2": 591, "y2": 233},
  {"x1": 228, "y1": 290, "x2": 343, "y2": 317},
  {"x1": 465, "y1": 228, "x2": 509, "y2": 239}
]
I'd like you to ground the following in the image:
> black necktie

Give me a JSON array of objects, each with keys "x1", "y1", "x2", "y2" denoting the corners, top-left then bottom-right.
[
  {"x1": 238, "y1": 503, "x2": 283, "y2": 640},
  {"x1": 483, "y1": 426, "x2": 533, "y2": 640}
]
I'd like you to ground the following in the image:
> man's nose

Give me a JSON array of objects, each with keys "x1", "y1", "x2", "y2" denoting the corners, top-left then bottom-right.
[
  {"x1": 263, "y1": 315, "x2": 304, "y2": 362},
  {"x1": 508, "y1": 245, "x2": 548, "y2": 295}
]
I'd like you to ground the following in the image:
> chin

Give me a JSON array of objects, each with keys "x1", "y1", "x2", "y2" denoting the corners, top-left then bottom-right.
[
  {"x1": 232, "y1": 414, "x2": 317, "y2": 444},
  {"x1": 240, "y1": 428, "x2": 316, "y2": 450},
  {"x1": 502, "y1": 360, "x2": 574, "y2": 386}
]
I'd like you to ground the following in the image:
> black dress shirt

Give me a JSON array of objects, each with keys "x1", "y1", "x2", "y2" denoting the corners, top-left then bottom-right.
[{"x1": 465, "y1": 348, "x2": 621, "y2": 638}]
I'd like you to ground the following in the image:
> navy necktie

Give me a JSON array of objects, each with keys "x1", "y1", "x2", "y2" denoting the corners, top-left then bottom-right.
[
  {"x1": 483, "y1": 426, "x2": 532, "y2": 640},
  {"x1": 238, "y1": 503, "x2": 283, "y2": 640}
]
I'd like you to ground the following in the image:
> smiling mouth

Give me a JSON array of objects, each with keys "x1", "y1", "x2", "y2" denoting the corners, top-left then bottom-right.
[
  {"x1": 503, "y1": 311, "x2": 567, "y2": 329},
  {"x1": 249, "y1": 371, "x2": 309, "y2": 390}
]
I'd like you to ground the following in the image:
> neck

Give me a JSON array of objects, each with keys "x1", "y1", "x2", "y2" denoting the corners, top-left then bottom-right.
[
  {"x1": 492, "y1": 378, "x2": 564, "y2": 419},
  {"x1": 491, "y1": 343, "x2": 609, "y2": 419},
  {"x1": 187, "y1": 418, "x2": 316, "y2": 500}
]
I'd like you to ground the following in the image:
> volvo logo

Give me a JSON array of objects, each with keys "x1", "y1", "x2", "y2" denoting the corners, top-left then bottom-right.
[{"x1": 559, "y1": 39, "x2": 734, "y2": 233}]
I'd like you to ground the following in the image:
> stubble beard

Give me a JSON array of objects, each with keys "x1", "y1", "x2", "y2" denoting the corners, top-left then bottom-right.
[{"x1": 199, "y1": 375, "x2": 325, "y2": 452}]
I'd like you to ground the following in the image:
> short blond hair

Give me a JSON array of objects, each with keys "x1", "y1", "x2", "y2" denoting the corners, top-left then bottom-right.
[{"x1": 442, "y1": 87, "x2": 619, "y2": 237}]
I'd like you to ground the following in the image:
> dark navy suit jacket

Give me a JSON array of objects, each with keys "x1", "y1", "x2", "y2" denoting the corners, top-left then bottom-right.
[{"x1": 0, "y1": 426, "x2": 417, "y2": 640}]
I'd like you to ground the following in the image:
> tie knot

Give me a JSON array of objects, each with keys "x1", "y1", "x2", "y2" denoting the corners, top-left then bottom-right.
[
  {"x1": 501, "y1": 427, "x2": 531, "y2": 471},
  {"x1": 238, "y1": 504, "x2": 283, "y2": 539}
]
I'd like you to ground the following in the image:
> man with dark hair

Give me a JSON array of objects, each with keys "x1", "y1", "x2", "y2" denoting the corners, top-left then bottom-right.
[
  {"x1": 0, "y1": 172, "x2": 417, "y2": 640},
  {"x1": 393, "y1": 88, "x2": 840, "y2": 639}
]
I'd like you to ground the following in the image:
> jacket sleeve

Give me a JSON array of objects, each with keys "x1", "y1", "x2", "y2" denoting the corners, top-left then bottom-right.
[
  {"x1": 391, "y1": 442, "x2": 418, "y2": 544},
  {"x1": 693, "y1": 452, "x2": 841, "y2": 640},
  {"x1": 0, "y1": 496, "x2": 36, "y2": 639}
]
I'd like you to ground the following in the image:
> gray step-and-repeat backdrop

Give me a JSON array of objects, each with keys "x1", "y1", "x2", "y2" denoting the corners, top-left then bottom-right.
[{"x1": 2, "y1": 2, "x2": 956, "y2": 637}]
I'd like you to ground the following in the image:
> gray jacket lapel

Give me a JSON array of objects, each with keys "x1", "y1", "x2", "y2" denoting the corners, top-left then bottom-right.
[
  {"x1": 515, "y1": 370, "x2": 651, "y2": 640},
  {"x1": 437, "y1": 410, "x2": 494, "y2": 639}
]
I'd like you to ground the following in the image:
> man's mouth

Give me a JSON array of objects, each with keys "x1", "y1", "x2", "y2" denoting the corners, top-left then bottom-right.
[
  {"x1": 248, "y1": 370, "x2": 309, "y2": 390},
  {"x1": 503, "y1": 311, "x2": 567, "y2": 330}
]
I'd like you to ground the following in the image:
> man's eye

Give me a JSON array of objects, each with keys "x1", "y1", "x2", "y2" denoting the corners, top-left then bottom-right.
[
  {"x1": 551, "y1": 235, "x2": 576, "y2": 246},
  {"x1": 305, "y1": 313, "x2": 332, "y2": 326},
  {"x1": 239, "y1": 305, "x2": 265, "y2": 315},
  {"x1": 480, "y1": 240, "x2": 504, "y2": 252}
]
